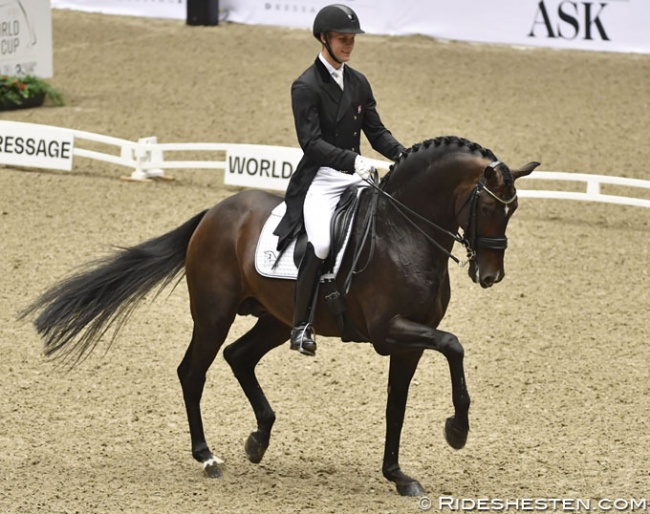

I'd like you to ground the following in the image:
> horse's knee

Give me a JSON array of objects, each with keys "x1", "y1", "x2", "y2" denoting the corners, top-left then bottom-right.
[
  {"x1": 223, "y1": 343, "x2": 251, "y2": 374},
  {"x1": 177, "y1": 359, "x2": 207, "y2": 396},
  {"x1": 440, "y1": 332, "x2": 463, "y2": 359},
  {"x1": 223, "y1": 343, "x2": 237, "y2": 367},
  {"x1": 177, "y1": 358, "x2": 191, "y2": 384}
]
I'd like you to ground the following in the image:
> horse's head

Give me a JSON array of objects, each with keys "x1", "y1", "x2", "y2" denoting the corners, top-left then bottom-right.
[
  {"x1": 381, "y1": 136, "x2": 539, "y2": 288},
  {"x1": 456, "y1": 159, "x2": 539, "y2": 288}
]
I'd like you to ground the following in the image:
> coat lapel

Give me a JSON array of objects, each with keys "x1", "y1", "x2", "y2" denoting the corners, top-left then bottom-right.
[
  {"x1": 314, "y1": 58, "x2": 350, "y2": 120},
  {"x1": 336, "y1": 66, "x2": 352, "y2": 123}
]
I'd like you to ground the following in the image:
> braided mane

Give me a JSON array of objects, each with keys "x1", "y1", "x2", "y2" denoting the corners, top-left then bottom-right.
[{"x1": 381, "y1": 136, "x2": 511, "y2": 188}]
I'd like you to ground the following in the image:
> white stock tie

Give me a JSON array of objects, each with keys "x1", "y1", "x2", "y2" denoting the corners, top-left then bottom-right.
[{"x1": 332, "y1": 69, "x2": 344, "y2": 90}]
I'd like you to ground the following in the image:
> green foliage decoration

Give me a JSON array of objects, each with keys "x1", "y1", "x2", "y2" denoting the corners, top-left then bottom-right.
[{"x1": 0, "y1": 75, "x2": 64, "y2": 109}]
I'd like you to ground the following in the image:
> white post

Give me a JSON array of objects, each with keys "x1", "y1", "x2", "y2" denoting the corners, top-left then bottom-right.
[
  {"x1": 129, "y1": 136, "x2": 166, "y2": 181},
  {"x1": 586, "y1": 177, "x2": 601, "y2": 197}
]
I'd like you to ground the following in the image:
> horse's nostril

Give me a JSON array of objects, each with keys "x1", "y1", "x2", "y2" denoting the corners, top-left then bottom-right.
[{"x1": 481, "y1": 275, "x2": 496, "y2": 288}]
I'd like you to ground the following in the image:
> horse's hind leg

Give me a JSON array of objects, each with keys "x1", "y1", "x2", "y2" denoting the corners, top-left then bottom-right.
[
  {"x1": 223, "y1": 315, "x2": 290, "y2": 464},
  {"x1": 177, "y1": 309, "x2": 237, "y2": 478}
]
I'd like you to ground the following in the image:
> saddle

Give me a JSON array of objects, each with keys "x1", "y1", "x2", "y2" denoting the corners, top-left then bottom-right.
[{"x1": 254, "y1": 184, "x2": 378, "y2": 342}]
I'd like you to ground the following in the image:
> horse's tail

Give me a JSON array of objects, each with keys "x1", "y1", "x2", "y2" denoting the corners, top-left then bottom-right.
[{"x1": 19, "y1": 209, "x2": 210, "y2": 367}]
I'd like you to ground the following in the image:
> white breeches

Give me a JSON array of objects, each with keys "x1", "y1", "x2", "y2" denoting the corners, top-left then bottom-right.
[{"x1": 303, "y1": 166, "x2": 368, "y2": 259}]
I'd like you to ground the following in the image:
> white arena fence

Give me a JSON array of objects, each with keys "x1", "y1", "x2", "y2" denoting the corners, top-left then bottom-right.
[{"x1": 1, "y1": 121, "x2": 649, "y2": 209}]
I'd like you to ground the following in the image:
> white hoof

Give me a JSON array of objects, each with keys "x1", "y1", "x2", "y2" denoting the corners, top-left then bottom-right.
[{"x1": 203, "y1": 455, "x2": 224, "y2": 469}]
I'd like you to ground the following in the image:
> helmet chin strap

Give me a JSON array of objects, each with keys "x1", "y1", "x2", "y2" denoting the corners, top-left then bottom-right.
[{"x1": 321, "y1": 33, "x2": 343, "y2": 65}]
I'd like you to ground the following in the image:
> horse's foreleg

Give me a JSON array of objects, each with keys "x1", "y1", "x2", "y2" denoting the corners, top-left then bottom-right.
[
  {"x1": 382, "y1": 350, "x2": 426, "y2": 497},
  {"x1": 223, "y1": 315, "x2": 290, "y2": 465},
  {"x1": 386, "y1": 317, "x2": 471, "y2": 450},
  {"x1": 178, "y1": 316, "x2": 234, "y2": 478},
  {"x1": 441, "y1": 333, "x2": 470, "y2": 450}
]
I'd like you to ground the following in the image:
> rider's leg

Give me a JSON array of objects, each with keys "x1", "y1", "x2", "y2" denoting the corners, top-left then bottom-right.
[
  {"x1": 291, "y1": 169, "x2": 365, "y2": 356},
  {"x1": 290, "y1": 242, "x2": 324, "y2": 356}
]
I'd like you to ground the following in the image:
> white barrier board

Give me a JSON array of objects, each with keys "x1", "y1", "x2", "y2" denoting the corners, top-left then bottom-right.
[
  {"x1": 0, "y1": 121, "x2": 74, "y2": 171},
  {"x1": 0, "y1": 0, "x2": 53, "y2": 77},
  {"x1": 2, "y1": 121, "x2": 649, "y2": 209}
]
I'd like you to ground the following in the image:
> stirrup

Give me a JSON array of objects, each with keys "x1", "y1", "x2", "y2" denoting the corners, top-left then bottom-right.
[{"x1": 290, "y1": 324, "x2": 317, "y2": 357}]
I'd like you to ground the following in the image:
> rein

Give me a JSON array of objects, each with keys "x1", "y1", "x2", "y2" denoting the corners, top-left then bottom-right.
[{"x1": 360, "y1": 161, "x2": 516, "y2": 267}]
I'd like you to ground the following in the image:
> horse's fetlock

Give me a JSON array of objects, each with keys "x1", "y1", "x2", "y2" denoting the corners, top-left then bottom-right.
[
  {"x1": 255, "y1": 424, "x2": 273, "y2": 443},
  {"x1": 382, "y1": 463, "x2": 401, "y2": 480},
  {"x1": 263, "y1": 412, "x2": 276, "y2": 431},
  {"x1": 192, "y1": 442, "x2": 212, "y2": 463},
  {"x1": 455, "y1": 392, "x2": 471, "y2": 412}
]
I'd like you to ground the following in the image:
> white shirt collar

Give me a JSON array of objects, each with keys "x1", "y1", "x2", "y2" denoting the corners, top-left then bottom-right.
[{"x1": 318, "y1": 52, "x2": 345, "y2": 76}]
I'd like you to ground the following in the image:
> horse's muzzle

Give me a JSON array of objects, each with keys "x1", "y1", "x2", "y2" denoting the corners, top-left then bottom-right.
[{"x1": 468, "y1": 260, "x2": 503, "y2": 288}]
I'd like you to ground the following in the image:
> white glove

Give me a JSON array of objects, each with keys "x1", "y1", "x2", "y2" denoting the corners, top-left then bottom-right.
[{"x1": 354, "y1": 155, "x2": 376, "y2": 181}]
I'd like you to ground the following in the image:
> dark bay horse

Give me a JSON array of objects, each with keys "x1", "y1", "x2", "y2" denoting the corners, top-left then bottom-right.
[{"x1": 21, "y1": 136, "x2": 539, "y2": 496}]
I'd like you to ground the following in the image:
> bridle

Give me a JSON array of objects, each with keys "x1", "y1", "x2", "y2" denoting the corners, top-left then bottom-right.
[
  {"x1": 363, "y1": 161, "x2": 517, "y2": 267},
  {"x1": 461, "y1": 161, "x2": 517, "y2": 264}
]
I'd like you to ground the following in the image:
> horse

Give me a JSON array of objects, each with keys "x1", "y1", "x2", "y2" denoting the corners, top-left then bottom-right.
[{"x1": 20, "y1": 135, "x2": 539, "y2": 497}]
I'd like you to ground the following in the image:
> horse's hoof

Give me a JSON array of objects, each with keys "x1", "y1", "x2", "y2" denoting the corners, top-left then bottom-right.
[
  {"x1": 245, "y1": 431, "x2": 269, "y2": 464},
  {"x1": 396, "y1": 480, "x2": 426, "y2": 497},
  {"x1": 203, "y1": 457, "x2": 224, "y2": 478},
  {"x1": 444, "y1": 416, "x2": 468, "y2": 450}
]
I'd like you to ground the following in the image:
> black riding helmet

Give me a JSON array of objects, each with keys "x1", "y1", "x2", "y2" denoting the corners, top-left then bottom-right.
[{"x1": 313, "y1": 4, "x2": 365, "y2": 64}]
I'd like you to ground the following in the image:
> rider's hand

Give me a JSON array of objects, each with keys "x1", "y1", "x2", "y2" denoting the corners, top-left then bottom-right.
[{"x1": 354, "y1": 155, "x2": 376, "y2": 181}]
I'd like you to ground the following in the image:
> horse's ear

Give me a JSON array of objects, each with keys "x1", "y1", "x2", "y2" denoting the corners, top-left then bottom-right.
[
  {"x1": 511, "y1": 161, "x2": 540, "y2": 180},
  {"x1": 483, "y1": 162, "x2": 499, "y2": 181}
]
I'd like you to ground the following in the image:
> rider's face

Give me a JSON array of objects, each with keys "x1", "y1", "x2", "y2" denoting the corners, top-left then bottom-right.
[{"x1": 322, "y1": 32, "x2": 356, "y2": 65}]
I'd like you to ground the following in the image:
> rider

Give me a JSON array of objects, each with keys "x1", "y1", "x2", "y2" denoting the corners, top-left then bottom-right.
[{"x1": 273, "y1": 3, "x2": 406, "y2": 357}]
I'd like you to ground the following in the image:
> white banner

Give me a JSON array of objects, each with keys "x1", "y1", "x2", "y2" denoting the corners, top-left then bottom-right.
[
  {"x1": 0, "y1": 121, "x2": 74, "y2": 171},
  {"x1": 0, "y1": 0, "x2": 53, "y2": 77},
  {"x1": 221, "y1": 0, "x2": 649, "y2": 55},
  {"x1": 51, "y1": 0, "x2": 185, "y2": 19},
  {"x1": 50, "y1": 0, "x2": 650, "y2": 54},
  {"x1": 224, "y1": 144, "x2": 303, "y2": 191}
]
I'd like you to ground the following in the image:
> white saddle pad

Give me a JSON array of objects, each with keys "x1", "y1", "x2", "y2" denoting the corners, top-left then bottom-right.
[{"x1": 255, "y1": 201, "x2": 356, "y2": 280}]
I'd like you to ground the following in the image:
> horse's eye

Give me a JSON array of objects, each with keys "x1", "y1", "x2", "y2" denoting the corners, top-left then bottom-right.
[{"x1": 481, "y1": 204, "x2": 494, "y2": 216}]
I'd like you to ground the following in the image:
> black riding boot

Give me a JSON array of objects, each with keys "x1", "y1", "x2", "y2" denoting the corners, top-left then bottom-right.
[{"x1": 291, "y1": 243, "x2": 324, "y2": 356}]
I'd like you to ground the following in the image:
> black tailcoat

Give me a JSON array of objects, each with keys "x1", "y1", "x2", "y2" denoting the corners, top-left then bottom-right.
[{"x1": 274, "y1": 57, "x2": 405, "y2": 252}]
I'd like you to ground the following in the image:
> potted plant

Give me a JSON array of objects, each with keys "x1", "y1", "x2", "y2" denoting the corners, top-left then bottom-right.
[{"x1": 0, "y1": 75, "x2": 64, "y2": 111}]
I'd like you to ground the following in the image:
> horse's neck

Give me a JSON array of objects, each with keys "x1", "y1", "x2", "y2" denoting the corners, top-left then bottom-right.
[{"x1": 384, "y1": 166, "x2": 461, "y2": 238}]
